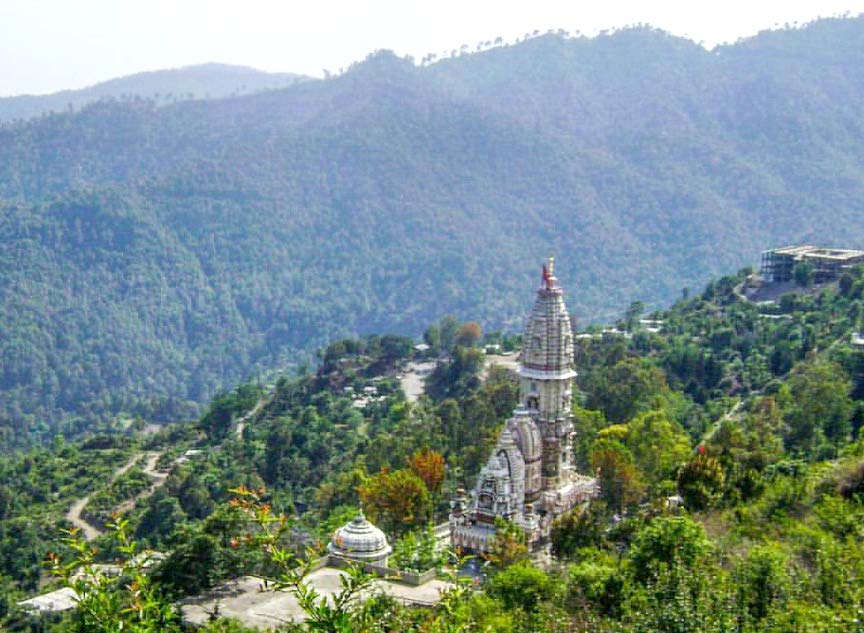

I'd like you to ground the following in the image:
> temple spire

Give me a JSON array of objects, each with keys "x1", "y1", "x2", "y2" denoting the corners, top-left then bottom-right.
[{"x1": 541, "y1": 256, "x2": 557, "y2": 290}]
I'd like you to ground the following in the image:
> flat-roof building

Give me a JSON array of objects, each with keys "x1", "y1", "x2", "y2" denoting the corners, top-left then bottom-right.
[{"x1": 760, "y1": 245, "x2": 864, "y2": 283}]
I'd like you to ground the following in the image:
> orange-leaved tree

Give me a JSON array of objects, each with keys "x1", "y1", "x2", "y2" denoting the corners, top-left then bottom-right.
[
  {"x1": 357, "y1": 467, "x2": 430, "y2": 536},
  {"x1": 408, "y1": 448, "x2": 446, "y2": 496}
]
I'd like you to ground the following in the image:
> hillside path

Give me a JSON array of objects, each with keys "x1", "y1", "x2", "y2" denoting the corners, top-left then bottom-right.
[
  {"x1": 65, "y1": 450, "x2": 166, "y2": 541},
  {"x1": 235, "y1": 394, "x2": 270, "y2": 438},
  {"x1": 114, "y1": 452, "x2": 169, "y2": 514},
  {"x1": 700, "y1": 399, "x2": 743, "y2": 446},
  {"x1": 65, "y1": 453, "x2": 140, "y2": 541}
]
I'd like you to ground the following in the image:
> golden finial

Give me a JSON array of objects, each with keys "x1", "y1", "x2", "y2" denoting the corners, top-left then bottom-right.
[{"x1": 548, "y1": 256, "x2": 554, "y2": 276}]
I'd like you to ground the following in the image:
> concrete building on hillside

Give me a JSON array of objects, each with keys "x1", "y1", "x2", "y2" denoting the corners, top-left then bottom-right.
[
  {"x1": 760, "y1": 245, "x2": 864, "y2": 283},
  {"x1": 449, "y1": 258, "x2": 598, "y2": 553}
]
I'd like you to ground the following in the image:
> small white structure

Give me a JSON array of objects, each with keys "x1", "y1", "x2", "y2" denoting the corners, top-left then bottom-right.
[
  {"x1": 18, "y1": 587, "x2": 78, "y2": 614},
  {"x1": 327, "y1": 510, "x2": 392, "y2": 565}
]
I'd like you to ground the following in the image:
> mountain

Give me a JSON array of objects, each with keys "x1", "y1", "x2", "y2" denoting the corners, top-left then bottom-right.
[
  {"x1": 3, "y1": 17, "x2": 864, "y2": 447},
  {"x1": 0, "y1": 63, "x2": 309, "y2": 123}
]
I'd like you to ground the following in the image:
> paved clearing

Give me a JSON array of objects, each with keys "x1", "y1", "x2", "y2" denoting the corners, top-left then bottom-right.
[
  {"x1": 400, "y1": 353, "x2": 521, "y2": 403},
  {"x1": 181, "y1": 569, "x2": 452, "y2": 628},
  {"x1": 400, "y1": 361, "x2": 436, "y2": 403},
  {"x1": 481, "y1": 352, "x2": 520, "y2": 379}
]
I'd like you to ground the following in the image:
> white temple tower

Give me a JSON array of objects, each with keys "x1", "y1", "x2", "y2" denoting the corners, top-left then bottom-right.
[
  {"x1": 450, "y1": 258, "x2": 597, "y2": 552},
  {"x1": 519, "y1": 258, "x2": 577, "y2": 493}
]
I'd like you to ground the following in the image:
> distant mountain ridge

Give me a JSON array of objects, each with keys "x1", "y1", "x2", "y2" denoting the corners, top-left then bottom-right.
[
  {"x1": 0, "y1": 63, "x2": 310, "y2": 123},
  {"x1": 2, "y1": 17, "x2": 864, "y2": 447}
]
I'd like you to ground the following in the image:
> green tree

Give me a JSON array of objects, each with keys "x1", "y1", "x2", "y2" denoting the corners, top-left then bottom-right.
[
  {"x1": 590, "y1": 438, "x2": 644, "y2": 512},
  {"x1": 625, "y1": 409, "x2": 691, "y2": 488},
  {"x1": 486, "y1": 562, "x2": 552, "y2": 613},
  {"x1": 785, "y1": 359, "x2": 852, "y2": 454},
  {"x1": 677, "y1": 453, "x2": 725, "y2": 510},
  {"x1": 793, "y1": 261, "x2": 814, "y2": 287},
  {"x1": 628, "y1": 515, "x2": 712, "y2": 583},
  {"x1": 734, "y1": 544, "x2": 789, "y2": 625},
  {"x1": 49, "y1": 520, "x2": 183, "y2": 633},
  {"x1": 624, "y1": 300, "x2": 645, "y2": 332},
  {"x1": 587, "y1": 357, "x2": 668, "y2": 423}
]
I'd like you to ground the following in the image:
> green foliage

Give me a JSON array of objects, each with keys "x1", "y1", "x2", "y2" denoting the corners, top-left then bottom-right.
[
  {"x1": 48, "y1": 519, "x2": 183, "y2": 632},
  {"x1": 585, "y1": 357, "x2": 669, "y2": 423},
  {"x1": 10, "y1": 243, "x2": 864, "y2": 630},
  {"x1": 11, "y1": 19, "x2": 864, "y2": 452},
  {"x1": 567, "y1": 553, "x2": 624, "y2": 617},
  {"x1": 677, "y1": 453, "x2": 725, "y2": 510},
  {"x1": 623, "y1": 409, "x2": 692, "y2": 488},
  {"x1": 391, "y1": 526, "x2": 441, "y2": 573},
  {"x1": 628, "y1": 516, "x2": 712, "y2": 583},
  {"x1": 486, "y1": 562, "x2": 552, "y2": 613},
  {"x1": 358, "y1": 468, "x2": 431, "y2": 536},
  {"x1": 551, "y1": 502, "x2": 609, "y2": 558},
  {"x1": 485, "y1": 517, "x2": 529, "y2": 569},
  {"x1": 734, "y1": 543, "x2": 790, "y2": 624},
  {"x1": 590, "y1": 438, "x2": 644, "y2": 512},
  {"x1": 785, "y1": 359, "x2": 853, "y2": 454}
]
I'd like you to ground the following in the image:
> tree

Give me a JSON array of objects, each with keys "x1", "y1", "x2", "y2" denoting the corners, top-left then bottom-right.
[
  {"x1": 590, "y1": 439, "x2": 644, "y2": 512},
  {"x1": 487, "y1": 562, "x2": 552, "y2": 613},
  {"x1": 785, "y1": 359, "x2": 852, "y2": 454},
  {"x1": 551, "y1": 501, "x2": 609, "y2": 557},
  {"x1": 485, "y1": 517, "x2": 529, "y2": 569},
  {"x1": 677, "y1": 453, "x2": 725, "y2": 510},
  {"x1": 455, "y1": 322, "x2": 482, "y2": 348},
  {"x1": 438, "y1": 316, "x2": 460, "y2": 353},
  {"x1": 357, "y1": 468, "x2": 431, "y2": 535},
  {"x1": 734, "y1": 544, "x2": 789, "y2": 624},
  {"x1": 407, "y1": 449, "x2": 446, "y2": 496},
  {"x1": 793, "y1": 261, "x2": 814, "y2": 287},
  {"x1": 587, "y1": 357, "x2": 668, "y2": 423},
  {"x1": 423, "y1": 324, "x2": 441, "y2": 353},
  {"x1": 625, "y1": 410, "x2": 692, "y2": 487},
  {"x1": 391, "y1": 525, "x2": 441, "y2": 572},
  {"x1": 136, "y1": 490, "x2": 187, "y2": 546},
  {"x1": 48, "y1": 519, "x2": 183, "y2": 633},
  {"x1": 624, "y1": 300, "x2": 645, "y2": 332},
  {"x1": 567, "y1": 552, "x2": 624, "y2": 617},
  {"x1": 628, "y1": 515, "x2": 712, "y2": 583}
]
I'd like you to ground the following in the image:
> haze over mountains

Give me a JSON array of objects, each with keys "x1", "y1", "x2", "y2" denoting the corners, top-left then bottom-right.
[
  {"x1": 2, "y1": 16, "x2": 864, "y2": 446},
  {"x1": 0, "y1": 63, "x2": 308, "y2": 123}
]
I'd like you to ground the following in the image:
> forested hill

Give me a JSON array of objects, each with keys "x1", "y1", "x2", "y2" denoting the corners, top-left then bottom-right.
[
  {"x1": 4, "y1": 16, "x2": 864, "y2": 446},
  {"x1": 0, "y1": 63, "x2": 308, "y2": 123}
]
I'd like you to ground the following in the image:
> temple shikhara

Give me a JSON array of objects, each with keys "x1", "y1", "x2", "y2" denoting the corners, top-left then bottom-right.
[{"x1": 450, "y1": 258, "x2": 598, "y2": 552}]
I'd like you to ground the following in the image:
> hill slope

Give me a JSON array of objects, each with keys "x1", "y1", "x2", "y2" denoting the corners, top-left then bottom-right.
[
  {"x1": 3, "y1": 18, "x2": 864, "y2": 446},
  {"x1": 0, "y1": 63, "x2": 308, "y2": 123}
]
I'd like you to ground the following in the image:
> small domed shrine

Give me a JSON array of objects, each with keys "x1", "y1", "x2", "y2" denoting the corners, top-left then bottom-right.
[
  {"x1": 327, "y1": 510, "x2": 392, "y2": 565},
  {"x1": 450, "y1": 258, "x2": 598, "y2": 553}
]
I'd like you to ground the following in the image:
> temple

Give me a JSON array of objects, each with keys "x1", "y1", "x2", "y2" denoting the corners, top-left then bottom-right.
[{"x1": 449, "y1": 258, "x2": 598, "y2": 552}]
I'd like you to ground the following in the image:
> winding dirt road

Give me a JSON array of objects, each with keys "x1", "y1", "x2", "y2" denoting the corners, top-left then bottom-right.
[
  {"x1": 65, "y1": 451, "x2": 166, "y2": 541},
  {"x1": 235, "y1": 394, "x2": 269, "y2": 438}
]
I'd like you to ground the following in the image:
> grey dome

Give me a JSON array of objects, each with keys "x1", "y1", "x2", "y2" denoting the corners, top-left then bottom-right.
[{"x1": 327, "y1": 510, "x2": 391, "y2": 563}]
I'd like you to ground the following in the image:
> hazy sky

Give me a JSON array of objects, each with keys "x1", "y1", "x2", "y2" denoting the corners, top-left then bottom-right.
[{"x1": 3, "y1": 0, "x2": 864, "y2": 97}]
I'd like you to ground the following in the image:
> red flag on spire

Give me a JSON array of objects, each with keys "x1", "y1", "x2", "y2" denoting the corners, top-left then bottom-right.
[{"x1": 542, "y1": 265, "x2": 551, "y2": 288}]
